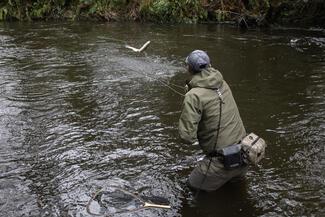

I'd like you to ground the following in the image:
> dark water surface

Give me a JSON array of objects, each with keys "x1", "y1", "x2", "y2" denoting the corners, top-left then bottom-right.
[{"x1": 0, "y1": 22, "x2": 324, "y2": 217}]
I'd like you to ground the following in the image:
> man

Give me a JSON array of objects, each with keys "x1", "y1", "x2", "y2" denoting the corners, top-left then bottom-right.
[{"x1": 179, "y1": 50, "x2": 247, "y2": 191}]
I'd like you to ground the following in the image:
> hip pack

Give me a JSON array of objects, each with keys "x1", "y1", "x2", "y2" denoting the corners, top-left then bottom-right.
[
  {"x1": 241, "y1": 133, "x2": 267, "y2": 165},
  {"x1": 218, "y1": 144, "x2": 243, "y2": 170}
]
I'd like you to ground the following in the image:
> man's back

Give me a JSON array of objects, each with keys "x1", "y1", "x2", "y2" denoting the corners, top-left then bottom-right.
[{"x1": 179, "y1": 67, "x2": 246, "y2": 153}]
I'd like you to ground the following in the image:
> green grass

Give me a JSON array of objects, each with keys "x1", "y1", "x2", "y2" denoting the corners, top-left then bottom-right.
[{"x1": 0, "y1": 0, "x2": 324, "y2": 27}]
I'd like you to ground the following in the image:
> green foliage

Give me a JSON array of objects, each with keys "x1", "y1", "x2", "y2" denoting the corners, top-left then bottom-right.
[
  {"x1": 0, "y1": 0, "x2": 269, "y2": 22},
  {"x1": 215, "y1": 9, "x2": 226, "y2": 22},
  {"x1": 141, "y1": 0, "x2": 207, "y2": 23},
  {"x1": 0, "y1": 7, "x2": 8, "y2": 21},
  {"x1": 0, "y1": 0, "x2": 66, "y2": 20},
  {"x1": 144, "y1": 0, "x2": 171, "y2": 21},
  {"x1": 0, "y1": 0, "x2": 323, "y2": 27},
  {"x1": 248, "y1": 0, "x2": 271, "y2": 14},
  {"x1": 30, "y1": 2, "x2": 50, "y2": 18}
]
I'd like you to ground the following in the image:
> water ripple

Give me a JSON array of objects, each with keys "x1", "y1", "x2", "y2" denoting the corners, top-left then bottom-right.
[{"x1": 0, "y1": 22, "x2": 324, "y2": 217}]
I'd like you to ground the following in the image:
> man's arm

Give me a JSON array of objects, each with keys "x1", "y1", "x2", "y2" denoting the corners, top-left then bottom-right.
[{"x1": 178, "y1": 92, "x2": 202, "y2": 144}]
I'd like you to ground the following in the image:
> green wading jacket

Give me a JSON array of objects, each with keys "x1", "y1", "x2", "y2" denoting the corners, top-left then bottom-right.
[{"x1": 179, "y1": 67, "x2": 246, "y2": 154}]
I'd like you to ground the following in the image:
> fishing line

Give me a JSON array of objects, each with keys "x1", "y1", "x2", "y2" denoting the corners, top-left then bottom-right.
[
  {"x1": 98, "y1": 36, "x2": 129, "y2": 44},
  {"x1": 101, "y1": 35, "x2": 185, "y2": 97},
  {"x1": 0, "y1": 198, "x2": 8, "y2": 212},
  {"x1": 167, "y1": 82, "x2": 184, "y2": 89},
  {"x1": 121, "y1": 65, "x2": 185, "y2": 97},
  {"x1": 136, "y1": 69, "x2": 185, "y2": 97}
]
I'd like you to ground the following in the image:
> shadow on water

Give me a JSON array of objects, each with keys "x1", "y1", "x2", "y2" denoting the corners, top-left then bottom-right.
[{"x1": 0, "y1": 21, "x2": 324, "y2": 217}]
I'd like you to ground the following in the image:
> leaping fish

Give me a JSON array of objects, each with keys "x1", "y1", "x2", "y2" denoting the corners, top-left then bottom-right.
[{"x1": 125, "y1": 41, "x2": 151, "y2": 52}]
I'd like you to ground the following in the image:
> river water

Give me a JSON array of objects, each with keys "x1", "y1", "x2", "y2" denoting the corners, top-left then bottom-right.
[{"x1": 0, "y1": 22, "x2": 324, "y2": 217}]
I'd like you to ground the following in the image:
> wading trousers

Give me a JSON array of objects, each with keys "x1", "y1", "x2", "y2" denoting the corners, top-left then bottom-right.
[{"x1": 189, "y1": 156, "x2": 248, "y2": 191}]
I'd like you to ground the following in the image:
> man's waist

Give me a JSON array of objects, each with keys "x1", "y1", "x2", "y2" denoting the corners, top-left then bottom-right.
[
  {"x1": 206, "y1": 150, "x2": 223, "y2": 158},
  {"x1": 203, "y1": 142, "x2": 242, "y2": 158}
]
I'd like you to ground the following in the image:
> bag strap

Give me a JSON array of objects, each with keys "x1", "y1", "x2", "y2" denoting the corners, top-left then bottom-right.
[
  {"x1": 244, "y1": 135, "x2": 262, "y2": 155},
  {"x1": 211, "y1": 88, "x2": 224, "y2": 153},
  {"x1": 251, "y1": 136, "x2": 260, "y2": 146},
  {"x1": 196, "y1": 88, "x2": 224, "y2": 197}
]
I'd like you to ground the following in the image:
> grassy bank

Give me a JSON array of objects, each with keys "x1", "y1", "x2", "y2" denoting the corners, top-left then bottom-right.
[{"x1": 0, "y1": 0, "x2": 324, "y2": 28}]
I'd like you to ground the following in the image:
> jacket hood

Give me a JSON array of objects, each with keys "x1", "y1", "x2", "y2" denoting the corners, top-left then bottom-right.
[{"x1": 189, "y1": 67, "x2": 223, "y2": 89}]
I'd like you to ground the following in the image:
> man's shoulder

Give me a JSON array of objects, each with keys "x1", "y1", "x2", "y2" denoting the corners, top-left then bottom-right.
[
  {"x1": 186, "y1": 87, "x2": 212, "y2": 96},
  {"x1": 185, "y1": 88, "x2": 217, "y2": 104}
]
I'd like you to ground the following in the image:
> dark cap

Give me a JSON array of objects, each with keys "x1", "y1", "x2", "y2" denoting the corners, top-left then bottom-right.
[{"x1": 185, "y1": 50, "x2": 210, "y2": 73}]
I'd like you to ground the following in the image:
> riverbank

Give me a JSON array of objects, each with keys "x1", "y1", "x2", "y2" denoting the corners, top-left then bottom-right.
[{"x1": 0, "y1": 0, "x2": 324, "y2": 28}]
